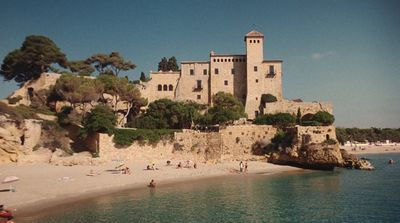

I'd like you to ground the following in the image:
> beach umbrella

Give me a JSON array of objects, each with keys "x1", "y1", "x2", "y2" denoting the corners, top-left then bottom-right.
[{"x1": 2, "y1": 176, "x2": 19, "y2": 184}]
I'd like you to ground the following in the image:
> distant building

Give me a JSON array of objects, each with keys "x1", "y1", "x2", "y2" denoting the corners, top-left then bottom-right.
[{"x1": 140, "y1": 30, "x2": 332, "y2": 119}]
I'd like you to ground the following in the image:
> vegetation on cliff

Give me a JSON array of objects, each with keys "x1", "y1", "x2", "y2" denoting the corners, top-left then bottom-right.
[
  {"x1": 0, "y1": 35, "x2": 67, "y2": 84},
  {"x1": 113, "y1": 128, "x2": 179, "y2": 146},
  {"x1": 253, "y1": 113, "x2": 295, "y2": 127}
]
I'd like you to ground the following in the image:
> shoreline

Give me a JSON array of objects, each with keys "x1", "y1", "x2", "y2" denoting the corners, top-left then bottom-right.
[
  {"x1": 0, "y1": 160, "x2": 301, "y2": 218},
  {"x1": 340, "y1": 145, "x2": 400, "y2": 155}
]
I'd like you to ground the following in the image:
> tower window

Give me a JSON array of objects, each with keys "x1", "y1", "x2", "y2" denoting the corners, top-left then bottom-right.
[
  {"x1": 217, "y1": 59, "x2": 220, "y2": 62},
  {"x1": 190, "y1": 69, "x2": 194, "y2": 75},
  {"x1": 197, "y1": 80, "x2": 202, "y2": 89},
  {"x1": 225, "y1": 59, "x2": 227, "y2": 62},
  {"x1": 254, "y1": 66, "x2": 258, "y2": 72},
  {"x1": 169, "y1": 84, "x2": 173, "y2": 91},
  {"x1": 157, "y1": 84, "x2": 162, "y2": 91},
  {"x1": 231, "y1": 69, "x2": 235, "y2": 75},
  {"x1": 239, "y1": 59, "x2": 242, "y2": 62},
  {"x1": 163, "y1": 84, "x2": 168, "y2": 91},
  {"x1": 255, "y1": 79, "x2": 258, "y2": 83},
  {"x1": 213, "y1": 59, "x2": 216, "y2": 62},
  {"x1": 224, "y1": 80, "x2": 228, "y2": 86},
  {"x1": 197, "y1": 95, "x2": 201, "y2": 99},
  {"x1": 215, "y1": 68, "x2": 219, "y2": 74},
  {"x1": 228, "y1": 59, "x2": 231, "y2": 62},
  {"x1": 203, "y1": 69, "x2": 208, "y2": 75},
  {"x1": 269, "y1": 65, "x2": 275, "y2": 74},
  {"x1": 250, "y1": 40, "x2": 252, "y2": 43},
  {"x1": 243, "y1": 58, "x2": 246, "y2": 62},
  {"x1": 257, "y1": 40, "x2": 260, "y2": 43}
]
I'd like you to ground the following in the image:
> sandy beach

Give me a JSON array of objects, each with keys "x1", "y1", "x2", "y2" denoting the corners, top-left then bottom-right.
[
  {"x1": 0, "y1": 159, "x2": 300, "y2": 215},
  {"x1": 340, "y1": 145, "x2": 400, "y2": 155}
]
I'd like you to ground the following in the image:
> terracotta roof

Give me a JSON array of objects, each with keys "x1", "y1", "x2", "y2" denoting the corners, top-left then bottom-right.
[{"x1": 245, "y1": 30, "x2": 264, "y2": 38}]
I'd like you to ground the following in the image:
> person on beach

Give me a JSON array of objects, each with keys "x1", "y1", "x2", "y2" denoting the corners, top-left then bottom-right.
[
  {"x1": 166, "y1": 160, "x2": 171, "y2": 166},
  {"x1": 122, "y1": 167, "x2": 131, "y2": 174},
  {"x1": 194, "y1": 163, "x2": 197, "y2": 169},
  {"x1": 148, "y1": 179, "x2": 156, "y2": 188},
  {"x1": 239, "y1": 161, "x2": 244, "y2": 172},
  {"x1": 177, "y1": 162, "x2": 182, "y2": 168},
  {"x1": 244, "y1": 161, "x2": 248, "y2": 172}
]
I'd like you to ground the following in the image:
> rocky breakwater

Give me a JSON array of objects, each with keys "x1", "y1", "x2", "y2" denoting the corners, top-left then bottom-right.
[{"x1": 340, "y1": 149, "x2": 375, "y2": 170}]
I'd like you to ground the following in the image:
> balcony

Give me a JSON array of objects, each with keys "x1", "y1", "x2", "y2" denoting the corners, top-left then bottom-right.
[
  {"x1": 266, "y1": 72, "x2": 276, "y2": 78},
  {"x1": 193, "y1": 86, "x2": 203, "y2": 92}
]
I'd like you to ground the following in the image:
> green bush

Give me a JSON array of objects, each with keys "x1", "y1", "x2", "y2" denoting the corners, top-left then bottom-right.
[
  {"x1": 323, "y1": 138, "x2": 337, "y2": 145},
  {"x1": 7, "y1": 96, "x2": 23, "y2": 104},
  {"x1": 261, "y1": 94, "x2": 277, "y2": 104},
  {"x1": 80, "y1": 105, "x2": 116, "y2": 139},
  {"x1": 14, "y1": 105, "x2": 39, "y2": 119},
  {"x1": 301, "y1": 121, "x2": 322, "y2": 126},
  {"x1": 313, "y1": 111, "x2": 335, "y2": 126},
  {"x1": 253, "y1": 113, "x2": 295, "y2": 127},
  {"x1": 113, "y1": 128, "x2": 179, "y2": 146}
]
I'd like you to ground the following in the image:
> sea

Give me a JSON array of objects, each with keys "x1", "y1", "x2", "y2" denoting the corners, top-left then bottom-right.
[{"x1": 19, "y1": 153, "x2": 400, "y2": 223}]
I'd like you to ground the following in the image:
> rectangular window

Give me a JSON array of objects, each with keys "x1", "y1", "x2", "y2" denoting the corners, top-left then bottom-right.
[
  {"x1": 269, "y1": 65, "x2": 275, "y2": 74},
  {"x1": 231, "y1": 69, "x2": 235, "y2": 75},
  {"x1": 255, "y1": 79, "x2": 258, "y2": 83},
  {"x1": 203, "y1": 69, "x2": 207, "y2": 75},
  {"x1": 215, "y1": 68, "x2": 219, "y2": 74},
  {"x1": 254, "y1": 66, "x2": 258, "y2": 72},
  {"x1": 197, "y1": 95, "x2": 201, "y2": 99},
  {"x1": 197, "y1": 80, "x2": 202, "y2": 89},
  {"x1": 224, "y1": 80, "x2": 228, "y2": 86},
  {"x1": 190, "y1": 69, "x2": 194, "y2": 75}
]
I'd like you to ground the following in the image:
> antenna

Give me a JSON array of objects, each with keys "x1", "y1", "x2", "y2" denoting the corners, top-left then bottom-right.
[{"x1": 252, "y1": 23, "x2": 256, "y2": 30}]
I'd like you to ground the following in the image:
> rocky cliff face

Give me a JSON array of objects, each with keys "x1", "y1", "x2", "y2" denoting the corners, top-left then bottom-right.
[{"x1": 0, "y1": 115, "x2": 25, "y2": 163}]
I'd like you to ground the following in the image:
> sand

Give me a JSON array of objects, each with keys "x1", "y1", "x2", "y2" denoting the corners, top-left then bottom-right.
[
  {"x1": 340, "y1": 145, "x2": 400, "y2": 155},
  {"x1": 0, "y1": 159, "x2": 300, "y2": 214}
]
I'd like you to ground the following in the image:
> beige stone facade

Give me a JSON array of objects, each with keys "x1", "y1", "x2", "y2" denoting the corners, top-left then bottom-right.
[{"x1": 143, "y1": 30, "x2": 285, "y2": 119}]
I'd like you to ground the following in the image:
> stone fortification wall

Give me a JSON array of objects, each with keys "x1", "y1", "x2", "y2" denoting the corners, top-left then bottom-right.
[
  {"x1": 96, "y1": 125, "x2": 336, "y2": 163},
  {"x1": 295, "y1": 125, "x2": 337, "y2": 145},
  {"x1": 264, "y1": 100, "x2": 333, "y2": 115},
  {"x1": 219, "y1": 125, "x2": 277, "y2": 160}
]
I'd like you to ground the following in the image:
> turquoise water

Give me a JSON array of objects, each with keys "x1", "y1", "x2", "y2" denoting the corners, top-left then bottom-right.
[{"x1": 20, "y1": 153, "x2": 400, "y2": 223}]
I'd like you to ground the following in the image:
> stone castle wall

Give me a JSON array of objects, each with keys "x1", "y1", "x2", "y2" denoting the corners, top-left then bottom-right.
[
  {"x1": 295, "y1": 125, "x2": 337, "y2": 145},
  {"x1": 264, "y1": 100, "x2": 333, "y2": 116}
]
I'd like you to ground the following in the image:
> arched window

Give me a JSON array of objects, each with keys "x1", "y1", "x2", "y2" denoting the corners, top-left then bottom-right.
[
  {"x1": 250, "y1": 40, "x2": 253, "y2": 43},
  {"x1": 169, "y1": 84, "x2": 173, "y2": 91},
  {"x1": 257, "y1": 40, "x2": 260, "y2": 43},
  {"x1": 158, "y1": 84, "x2": 162, "y2": 91},
  {"x1": 163, "y1": 84, "x2": 168, "y2": 91}
]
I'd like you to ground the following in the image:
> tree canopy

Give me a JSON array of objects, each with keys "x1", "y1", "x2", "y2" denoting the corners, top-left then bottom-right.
[
  {"x1": 202, "y1": 92, "x2": 247, "y2": 125},
  {"x1": 0, "y1": 35, "x2": 67, "y2": 84},
  {"x1": 129, "y1": 99, "x2": 203, "y2": 129},
  {"x1": 86, "y1": 52, "x2": 136, "y2": 76},
  {"x1": 67, "y1": 60, "x2": 94, "y2": 76},
  {"x1": 158, "y1": 56, "x2": 179, "y2": 72},
  {"x1": 253, "y1": 113, "x2": 296, "y2": 127},
  {"x1": 80, "y1": 105, "x2": 117, "y2": 139}
]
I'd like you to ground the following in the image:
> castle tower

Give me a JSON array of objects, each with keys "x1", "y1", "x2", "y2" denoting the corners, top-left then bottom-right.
[{"x1": 245, "y1": 30, "x2": 264, "y2": 119}]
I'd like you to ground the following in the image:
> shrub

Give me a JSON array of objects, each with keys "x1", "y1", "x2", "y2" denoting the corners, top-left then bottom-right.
[
  {"x1": 301, "y1": 121, "x2": 322, "y2": 126},
  {"x1": 7, "y1": 96, "x2": 23, "y2": 104},
  {"x1": 80, "y1": 105, "x2": 116, "y2": 139},
  {"x1": 113, "y1": 128, "x2": 179, "y2": 146},
  {"x1": 14, "y1": 105, "x2": 39, "y2": 119},
  {"x1": 261, "y1": 94, "x2": 277, "y2": 104},
  {"x1": 253, "y1": 113, "x2": 295, "y2": 127},
  {"x1": 323, "y1": 138, "x2": 337, "y2": 145},
  {"x1": 313, "y1": 111, "x2": 335, "y2": 126}
]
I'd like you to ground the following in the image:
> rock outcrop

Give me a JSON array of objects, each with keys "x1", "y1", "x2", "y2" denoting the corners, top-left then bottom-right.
[
  {"x1": 340, "y1": 149, "x2": 375, "y2": 170},
  {"x1": 0, "y1": 115, "x2": 25, "y2": 163},
  {"x1": 268, "y1": 144, "x2": 344, "y2": 170}
]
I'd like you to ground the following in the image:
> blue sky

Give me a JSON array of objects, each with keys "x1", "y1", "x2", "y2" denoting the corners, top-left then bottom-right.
[{"x1": 1, "y1": 0, "x2": 399, "y2": 128}]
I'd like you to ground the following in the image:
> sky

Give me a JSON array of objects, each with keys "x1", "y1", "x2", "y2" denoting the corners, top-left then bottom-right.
[{"x1": 0, "y1": 0, "x2": 399, "y2": 128}]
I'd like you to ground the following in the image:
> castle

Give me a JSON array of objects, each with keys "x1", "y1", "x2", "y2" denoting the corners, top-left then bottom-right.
[{"x1": 141, "y1": 30, "x2": 332, "y2": 119}]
